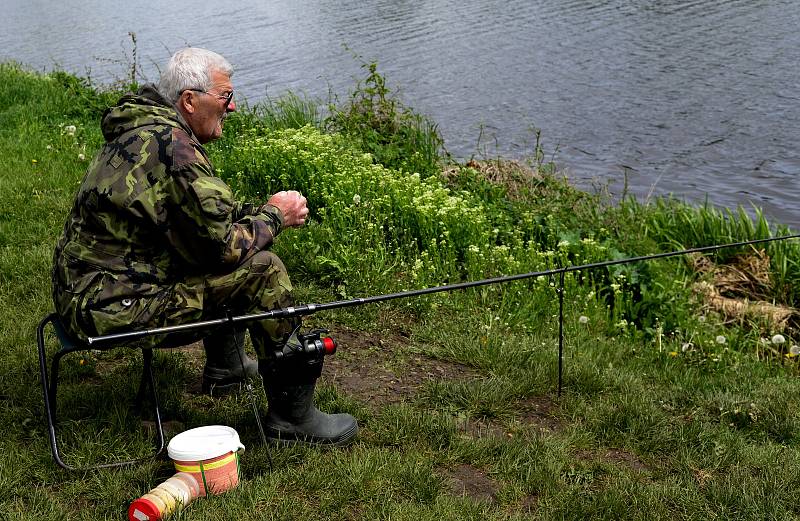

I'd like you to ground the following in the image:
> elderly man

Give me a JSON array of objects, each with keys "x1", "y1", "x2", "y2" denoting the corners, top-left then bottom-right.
[{"x1": 52, "y1": 47, "x2": 357, "y2": 446}]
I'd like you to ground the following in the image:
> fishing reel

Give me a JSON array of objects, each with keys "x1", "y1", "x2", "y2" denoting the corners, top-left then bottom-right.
[{"x1": 272, "y1": 327, "x2": 337, "y2": 361}]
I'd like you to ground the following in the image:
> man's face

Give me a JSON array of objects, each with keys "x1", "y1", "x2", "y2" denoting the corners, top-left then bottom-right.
[{"x1": 180, "y1": 69, "x2": 236, "y2": 144}]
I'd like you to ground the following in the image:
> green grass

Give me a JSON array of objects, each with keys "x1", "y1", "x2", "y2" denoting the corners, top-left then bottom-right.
[{"x1": 3, "y1": 62, "x2": 800, "y2": 520}]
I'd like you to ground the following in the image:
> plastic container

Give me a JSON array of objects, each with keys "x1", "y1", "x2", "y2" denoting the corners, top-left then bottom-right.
[
  {"x1": 128, "y1": 472, "x2": 201, "y2": 521},
  {"x1": 166, "y1": 425, "x2": 245, "y2": 496}
]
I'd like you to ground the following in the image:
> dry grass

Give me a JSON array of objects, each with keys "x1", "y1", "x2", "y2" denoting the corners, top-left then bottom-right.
[
  {"x1": 691, "y1": 250, "x2": 798, "y2": 331},
  {"x1": 442, "y1": 159, "x2": 543, "y2": 200}
]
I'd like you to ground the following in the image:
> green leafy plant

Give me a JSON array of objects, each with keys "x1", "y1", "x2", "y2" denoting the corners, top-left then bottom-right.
[{"x1": 325, "y1": 61, "x2": 445, "y2": 177}]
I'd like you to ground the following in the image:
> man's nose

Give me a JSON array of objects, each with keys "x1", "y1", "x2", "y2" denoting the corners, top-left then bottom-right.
[{"x1": 227, "y1": 99, "x2": 236, "y2": 112}]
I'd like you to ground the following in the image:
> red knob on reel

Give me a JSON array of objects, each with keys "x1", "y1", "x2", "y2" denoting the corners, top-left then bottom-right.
[
  {"x1": 321, "y1": 336, "x2": 336, "y2": 355},
  {"x1": 301, "y1": 328, "x2": 336, "y2": 356},
  {"x1": 273, "y1": 328, "x2": 337, "y2": 359}
]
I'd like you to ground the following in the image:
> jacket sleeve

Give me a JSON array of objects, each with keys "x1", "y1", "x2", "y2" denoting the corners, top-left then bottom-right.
[
  {"x1": 129, "y1": 158, "x2": 284, "y2": 269},
  {"x1": 232, "y1": 200, "x2": 262, "y2": 221}
]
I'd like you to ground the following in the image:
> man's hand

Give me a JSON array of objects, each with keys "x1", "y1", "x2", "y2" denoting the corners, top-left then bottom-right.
[{"x1": 267, "y1": 190, "x2": 309, "y2": 227}]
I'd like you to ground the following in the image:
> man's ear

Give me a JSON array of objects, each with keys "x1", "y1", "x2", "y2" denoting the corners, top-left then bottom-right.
[{"x1": 178, "y1": 90, "x2": 196, "y2": 115}]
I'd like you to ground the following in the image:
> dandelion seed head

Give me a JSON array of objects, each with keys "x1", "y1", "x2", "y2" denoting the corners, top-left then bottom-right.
[
  {"x1": 771, "y1": 334, "x2": 786, "y2": 345},
  {"x1": 352, "y1": 194, "x2": 361, "y2": 205},
  {"x1": 790, "y1": 345, "x2": 800, "y2": 356},
  {"x1": 78, "y1": 153, "x2": 85, "y2": 161},
  {"x1": 681, "y1": 342, "x2": 693, "y2": 352},
  {"x1": 715, "y1": 335, "x2": 726, "y2": 345},
  {"x1": 578, "y1": 316, "x2": 589, "y2": 324}
]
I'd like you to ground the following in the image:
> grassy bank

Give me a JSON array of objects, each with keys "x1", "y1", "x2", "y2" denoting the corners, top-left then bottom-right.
[{"x1": 1, "y1": 62, "x2": 799, "y2": 520}]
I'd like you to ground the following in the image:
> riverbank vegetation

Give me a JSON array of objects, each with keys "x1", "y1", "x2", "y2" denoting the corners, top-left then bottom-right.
[{"x1": 2, "y1": 61, "x2": 800, "y2": 520}]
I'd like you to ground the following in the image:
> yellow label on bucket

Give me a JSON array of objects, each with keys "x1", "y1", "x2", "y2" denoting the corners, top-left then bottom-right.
[{"x1": 174, "y1": 452, "x2": 237, "y2": 473}]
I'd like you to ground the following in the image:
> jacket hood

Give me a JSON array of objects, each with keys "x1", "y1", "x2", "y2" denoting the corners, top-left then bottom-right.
[{"x1": 101, "y1": 84, "x2": 194, "y2": 142}]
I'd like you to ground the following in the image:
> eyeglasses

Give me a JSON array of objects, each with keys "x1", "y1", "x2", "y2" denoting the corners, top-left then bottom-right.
[{"x1": 182, "y1": 88, "x2": 234, "y2": 109}]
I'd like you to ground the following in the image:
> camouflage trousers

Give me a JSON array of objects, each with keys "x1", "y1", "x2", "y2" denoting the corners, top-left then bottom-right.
[{"x1": 57, "y1": 251, "x2": 296, "y2": 359}]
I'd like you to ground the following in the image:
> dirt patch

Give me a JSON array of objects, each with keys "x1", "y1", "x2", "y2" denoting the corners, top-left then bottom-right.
[
  {"x1": 519, "y1": 494, "x2": 539, "y2": 513},
  {"x1": 283, "y1": 326, "x2": 562, "y2": 440},
  {"x1": 691, "y1": 466, "x2": 713, "y2": 488},
  {"x1": 439, "y1": 463, "x2": 499, "y2": 503},
  {"x1": 603, "y1": 449, "x2": 648, "y2": 471},
  {"x1": 576, "y1": 447, "x2": 648, "y2": 472},
  {"x1": 167, "y1": 327, "x2": 562, "y2": 440},
  {"x1": 149, "y1": 327, "x2": 483, "y2": 405},
  {"x1": 518, "y1": 395, "x2": 563, "y2": 433},
  {"x1": 321, "y1": 326, "x2": 481, "y2": 407}
]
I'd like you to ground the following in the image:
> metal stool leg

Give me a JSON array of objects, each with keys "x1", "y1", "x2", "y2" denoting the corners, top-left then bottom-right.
[
  {"x1": 37, "y1": 313, "x2": 167, "y2": 470},
  {"x1": 137, "y1": 349, "x2": 166, "y2": 457},
  {"x1": 38, "y1": 314, "x2": 68, "y2": 469}
]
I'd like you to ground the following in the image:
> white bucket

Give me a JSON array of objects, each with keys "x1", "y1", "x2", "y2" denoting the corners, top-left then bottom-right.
[{"x1": 167, "y1": 425, "x2": 245, "y2": 496}]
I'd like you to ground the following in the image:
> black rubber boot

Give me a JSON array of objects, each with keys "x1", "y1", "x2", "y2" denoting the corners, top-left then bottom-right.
[
  {"x1": 259, "y1": 335, "x2": 358, "y2": 446},
  {"x1": 202, "y1": 329, "x2": 260, "y2": 397},
  {"x1": 263, "y1": 382, "x2": 358, "y2": 446}
]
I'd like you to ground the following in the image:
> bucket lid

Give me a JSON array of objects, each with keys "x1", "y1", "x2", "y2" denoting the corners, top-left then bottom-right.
[{"x1": 167, "y1": 425, "x2": 245, "y2": 462}]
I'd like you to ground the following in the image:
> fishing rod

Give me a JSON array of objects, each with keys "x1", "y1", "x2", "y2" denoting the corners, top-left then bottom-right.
[{"x1": 88, "y1": 233, "x2": 800, "y2": 347}]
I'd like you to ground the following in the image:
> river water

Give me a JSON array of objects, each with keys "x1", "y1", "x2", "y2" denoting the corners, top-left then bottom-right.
[{"x1": 3, "y1": 0, "x2": 798, "y2": 227}]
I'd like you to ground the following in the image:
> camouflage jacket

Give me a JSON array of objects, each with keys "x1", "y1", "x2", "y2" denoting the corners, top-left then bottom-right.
[{"x1": 52, "y1": 84, "x2": 283, "y2": 339}]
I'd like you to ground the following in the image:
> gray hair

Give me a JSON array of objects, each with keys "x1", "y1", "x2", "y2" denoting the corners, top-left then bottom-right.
[{"x1": 157, "y1": 48, "x2": 234, "y2": 104}]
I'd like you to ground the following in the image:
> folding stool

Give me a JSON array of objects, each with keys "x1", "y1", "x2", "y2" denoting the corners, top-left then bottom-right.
[{"x1": 36, "y1": 313, "x2": 166, "y2": 470}]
